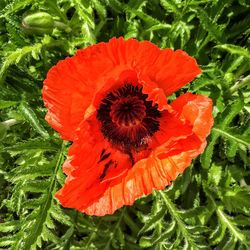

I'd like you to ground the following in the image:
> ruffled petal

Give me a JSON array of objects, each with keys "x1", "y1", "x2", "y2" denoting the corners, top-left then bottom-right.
[
  {"x1": 145, "y1": 49, "x2": 202, "y2": 96},
  {"x1": 171, "y1": 92, "x2": 214, "y2": 140},
  {"x1": 42, "y1": 56, "x2": 98, "y2": 140},
  {"x1": 43, "y1": 38, "x2": 201, "y2": 140},
  {"x1": 80, "y1": 93, "x2": 213, "y2": 216},
  {"x1": 55, "y1": 114, "x2": 132, "y2": 211},
  {"x1": 55, "y1": 109, "x2": 194, "y2": 215},
  {"x1": 88, "y1": 38, "x2": 202, "y2": 109},
  {"x1": 83, "y1": 136, "x2": 205, "y2": 216}
]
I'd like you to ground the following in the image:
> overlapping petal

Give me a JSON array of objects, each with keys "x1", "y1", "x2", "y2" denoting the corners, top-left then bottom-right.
[
  {"x1": 42, "y1": 57, "x2": 95, "y2": 140},
  {"x1": 55, "y1": 93, "x2": 213, "y2": 216},
  {"x1": 43, "y1": 37, "x2": 201, "y2": 140},
  {"x1": 55, "y1": 114, "x2": 132, "y2": 210},
  {"x1": 43, "y1": 37, "x2": 212, "y2": 216},
  {"x1": 82, "y1": 94, "x2": 212, "y2": 215}
]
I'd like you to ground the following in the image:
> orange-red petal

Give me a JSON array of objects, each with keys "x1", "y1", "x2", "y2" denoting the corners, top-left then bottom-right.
[
  {"x1": 55, "y1": 114, "x2": 132, "y2": 210},
  {"x1": 43, "y1": 38, "x2": 201, "y2": 140},
  {"x1": 42, "y1": 57, "x2": 95, "y2": 140},
  {"x1": 171, "y1": 93, "x2": 214, "y2": 141},
  {"x1": 144, "y1": 49, "x2": 202, "y2": 96},
  {"x1": 79, "y1": 93, "x2": 213, "y2": 216},
  {"x1": 56, "y1": 93, "x2": 213, "y2": 216}
]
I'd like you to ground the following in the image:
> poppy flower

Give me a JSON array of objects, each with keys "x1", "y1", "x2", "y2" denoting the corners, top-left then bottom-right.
[{"x1": 42, "y1": 37, "x2": 213, "y2": 216}]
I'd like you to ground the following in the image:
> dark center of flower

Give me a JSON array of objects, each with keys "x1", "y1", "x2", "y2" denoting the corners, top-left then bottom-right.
[
  {"x1": 97, "y1": 84, "x2": 161, "y2": 153},
  {"x1": 110, "y1": 96, "x2": 146, "y2": 127}
]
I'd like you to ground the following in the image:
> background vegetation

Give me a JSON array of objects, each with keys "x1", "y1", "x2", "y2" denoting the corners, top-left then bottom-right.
[{"x1": 0, "y1": 0, "x2": 249, "y2": 249}]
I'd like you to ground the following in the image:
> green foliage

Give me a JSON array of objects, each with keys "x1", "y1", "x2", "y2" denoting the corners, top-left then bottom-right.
[{"x1": 0, "y1": 0, "x2": 249, "y2": 249}]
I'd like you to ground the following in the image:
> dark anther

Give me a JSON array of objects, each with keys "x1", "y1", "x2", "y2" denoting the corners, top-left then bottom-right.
[{"x1": 97, "y1": 84, "x2": 161, "y2": 154}]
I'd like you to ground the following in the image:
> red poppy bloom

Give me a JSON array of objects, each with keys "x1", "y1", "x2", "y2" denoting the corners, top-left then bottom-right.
[{"x1": 43, "y1": 37, "x2": 213, "y2": 216}]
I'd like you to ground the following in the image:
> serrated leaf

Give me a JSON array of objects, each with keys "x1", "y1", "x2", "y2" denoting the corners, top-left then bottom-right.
[
  {"x1": 209, "y1": 223, "x2": 227, "y2": 245},
  {"x1": 9, "y1": 164, "x2": 54, "y2": 182},
  {"x1": 0, "y1": 236, "x2": 15, "y2": 247},
  {"x1": 138, "y1": 205, "x2": 166, "y2": 234},
  {"x1": 201, "y1": 130, "x2": 219, "y2": 169},
  {"x1": 139, "y1": 221, "x2": 176, "y2": 248},
  {"x1": 0, "y1": 0, "x2": 35, "y2": 17},
  {"x1": 92, "y1": 0, "x2": 107, "y2": 19},
  {"x1": 0, "y1": 221, "x2": 19, "y2": 233},
  {"x1": 19, "y1": 102, "x2": 49, "y2": 138},
  {"x1": 223, "y1": 188, "x2": 250, "y2": 214},
  {"x1": 72, "y1": 0, "x2": 95, "y2": 29},
  {"x1": 208, "y1": 164, "x2": 222, "y2": 186},
  {"x1": 216, "y1": 44, "x2": 250, "y2": 59},
  {"x1": 0, "y1": 100, "x2": 18, "y2": 109},
  {"x1": 196, "y1": 8, "x2": 225, "y2": 43},
  {"x1": 160, "y1": 0, "x2": 181, "y2": 15},
  {"x1": 50, "y1": 204, "x2": 72, "y2": 226},
  {"x1": 0, "y1": 43, "x2": 42, "y2": 80},
  {"x1": 4, "y1": 138, "x2": 58, "y2": 152},
  {"x1": 21, "y1": 179, "x2": 51, "y2": 193},
  {"x1": 213, "y1": 127, "x2": 250, "y2": 149}
]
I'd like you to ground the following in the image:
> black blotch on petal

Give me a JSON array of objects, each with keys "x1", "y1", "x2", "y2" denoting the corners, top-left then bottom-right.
[
  {"x1": 100, "y1": 160, "x2": 114, "y2": 180},
  {"x1": 98, "y1": 152, "x2": 111, "y2": 163}
]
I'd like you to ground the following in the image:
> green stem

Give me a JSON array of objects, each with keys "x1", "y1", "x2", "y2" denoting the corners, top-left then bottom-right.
[
  {"x1": 54, "y1": 21, "x2": 72, "y2": 33},
  {"x1": 2, "y1": 119, "x2": 19, "y2": 127},
  {"x1": 229, "y1": 75, "x2": 250, "y2": 94},
  {"x1": 123, "y1": 210, "x2": 140, "y2": 235}
]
